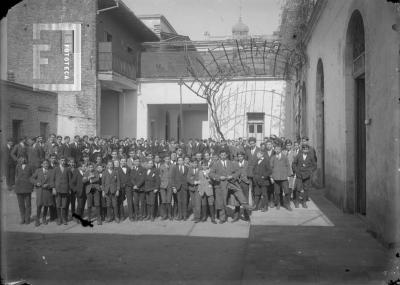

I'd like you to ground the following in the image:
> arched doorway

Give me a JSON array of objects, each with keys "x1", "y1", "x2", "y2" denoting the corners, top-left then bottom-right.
[
  {"x1": 165, "y1": 111, "x2": 170, "y2": 141},
  {"x1": 316, "y1": 59, "x2": 325, "y2": 187},
  {"x1": 345, "y1": 10, "x2": 366, "y2": 215}
]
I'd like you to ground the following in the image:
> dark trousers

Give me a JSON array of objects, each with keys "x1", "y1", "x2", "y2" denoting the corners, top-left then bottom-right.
[
  {"x1": 188, "y1": 190, "x2": 196, "y2": 214},
  {"x1": 294, "y1": 177, "x2": 311, "y2": 203},
  {"x1": 267, "y1": 184, "x2": 274, "y2": 203},
  {"x1": 177, "y1": 188, "x2": 188, "y2": 219},
  {"x1": 105, "y1": 193, "x2": 118, "y2": 220},
  {"x1": 117, "y1": 188, "x2": 126, "y2": 219},
  {"x1": 76, "y1": 195, "x2": 86, "y2": 217},
  {"x1": 273, "y1": 180, "x2": 290, "y2": 205},
  {"x1": 68, "y1": 191, "x2": 76, "y2": 217},
  {"x1": 17, "y1": 193, "x2": 31, "y2": 223},
  {"x1": 6, "y1": 163, "x2": 16, "y2": 187},
  {"x1": 240, "y1": 182, "x2": 250, "y2": 202},
  {"x1": 254, "y1": 184, "x2": 268, "y2": 209},
  {"x1": 126, "y1": 188, "x2": 135, "y2": 218},
  {"x1": 133, "y1": 191, "x2": 146, "y2": 218}
]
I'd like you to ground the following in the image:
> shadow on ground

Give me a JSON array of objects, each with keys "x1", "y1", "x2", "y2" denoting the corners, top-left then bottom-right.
[{"x1": 3, "y1": 232, "x2": 247, "y2": 285}]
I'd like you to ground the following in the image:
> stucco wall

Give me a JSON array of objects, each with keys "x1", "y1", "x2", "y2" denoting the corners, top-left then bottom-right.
[
  {"x1": 138, "y1": 79, "x2": 287, "y2": 141},
  {"x1": 100, "y1": 89, "x2": 119, "y2": 137},
  {"x1": 304, "y1": 0, "x2": 400, "y2": 245}
]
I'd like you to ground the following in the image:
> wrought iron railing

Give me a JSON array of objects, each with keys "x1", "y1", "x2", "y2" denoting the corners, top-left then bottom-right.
[{"x1": 98, "y1": 42, "x2": 136, "y2": 80}]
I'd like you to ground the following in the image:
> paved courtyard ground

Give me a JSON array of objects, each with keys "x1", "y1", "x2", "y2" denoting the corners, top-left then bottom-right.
[{"x1": 1, "y1": 187, "x2": 397, "y2": 285}]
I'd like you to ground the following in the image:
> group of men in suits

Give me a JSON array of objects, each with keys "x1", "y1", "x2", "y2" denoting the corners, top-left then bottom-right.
[{"x1": 6, "y1": 133, "x2": 317, "y2": 226}]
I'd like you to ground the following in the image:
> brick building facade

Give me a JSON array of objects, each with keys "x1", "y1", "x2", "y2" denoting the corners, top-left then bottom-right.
[{"x1": 3, "y1": 0, "x2": 158, "y2": 138}]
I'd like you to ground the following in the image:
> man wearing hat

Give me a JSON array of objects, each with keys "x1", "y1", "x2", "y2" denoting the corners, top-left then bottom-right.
[
  {"x1": 292, "y1": 144, "x2": 317, "y2": 208},
  {"x1": 301, "y1": 136, "x2": 317, "y2": 161}
]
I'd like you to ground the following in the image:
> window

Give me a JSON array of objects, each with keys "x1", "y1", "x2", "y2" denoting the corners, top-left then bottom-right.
[
  {"x1": 12, "y1": 120, "x2": 22, "y2": 143},
  {"x1": 257, "y1": 124, "x2": 263, "y2": 133},
  {"x1": 40, "y1": 122, "x2": 49, "y2": 138},
  {"x1": 249, "y1": 124, "x2": 254, "y2": 133}
]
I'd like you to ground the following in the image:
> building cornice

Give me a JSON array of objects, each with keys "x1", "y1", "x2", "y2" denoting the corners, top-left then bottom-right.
[
  {"x1": 302, "y1": 0, "x2": 328, "y2": 46},
  {"x1": 0, "y1": 80, "x2": 57, "y2": 96}
]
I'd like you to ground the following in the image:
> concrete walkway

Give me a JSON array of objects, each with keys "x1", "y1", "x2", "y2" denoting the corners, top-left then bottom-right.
[{"x1": 1, "y1": 187, "x2": 395, "y2": 284}]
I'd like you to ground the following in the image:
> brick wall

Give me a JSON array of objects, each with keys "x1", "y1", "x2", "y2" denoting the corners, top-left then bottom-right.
[
  {"x1": 6, "y1": 0, "x2": 98, "y2": 136},
  {"x1": 1, "y1": 80, "x2": 58, "y2": 140}
]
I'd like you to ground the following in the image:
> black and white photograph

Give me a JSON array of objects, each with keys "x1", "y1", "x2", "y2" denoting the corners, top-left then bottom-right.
[{"x1": 0, "y1": 0, "x2": 399, "y2": 284}]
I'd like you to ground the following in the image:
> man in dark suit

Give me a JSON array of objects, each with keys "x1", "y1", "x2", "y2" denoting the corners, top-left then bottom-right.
[
  {"x1": 71, "y1": 135, "x2": 82, "y2": 163},
  {"x1": 264, "y1": 139, "x2": 276, "y2": 207},
  {"x1": 171, "y1": 157, "x2": 189, "y2": 221},
  {"x1": 209, "y1": 150, "x2": 251, "y2": 223},
  {"x1": 245, "y1": 137, "x2": 260, "y2": 204},
  {"x1": 130, "y1": 157, "x2": 145, "y2": 221},
  {"x1": 143, "y1": 160, "x2": 160, "y2": 221},
  {"x1": 270, "y1": 144, "x2": 292, "y2": 211},
  {"x1": 102, "y1": 160, "x2": 121, "y2": 223},
  {"x1": 117, "y1": 157, "x2": 131, "y2": 221},
  {"x1": 51, "y1": 156, "x2": 71, "y2": 225},
  {"x1": 14, "y1": 156, "x2": 34, "y2": 224},
  {"x1": 292, "y1": 144, "x2": 317, "y2": 208},
  {"x1": 253, "y1": 150, "x2": 272, "y2": 211},
  {"x1": 4, "y1": 138, "x2": 16, "y2": 190},
  {"x1": 237, "y1": 152, "x2": 251, "y2": 221},
  {"x1": 11, "y1": 137, "x2": 27, "y2": 163},
  {"x1": 60, "y1": 136, "x2": 73, "y2": 160},
  {"x1": 69, "y1": 162, "x2": 87, "y2": 220}
]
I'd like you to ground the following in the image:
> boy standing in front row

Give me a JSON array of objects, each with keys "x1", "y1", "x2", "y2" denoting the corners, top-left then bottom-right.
[
  {"x1": 84, "y1": 164, "x2": 102, "y2": 225},
  {"x1": 270, "y1": 144, "x2": 292, "y2": 211},
  {"x1": 102, "y1": 161, "x2": 121, "y2": 223}
]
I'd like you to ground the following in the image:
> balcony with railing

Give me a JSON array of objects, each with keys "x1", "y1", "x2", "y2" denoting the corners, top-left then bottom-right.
[{"x1": 98, "y1": 42, "x2": 137, "y2": 87}]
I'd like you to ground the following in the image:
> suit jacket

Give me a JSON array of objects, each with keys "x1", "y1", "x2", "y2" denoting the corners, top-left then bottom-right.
[
  {"x1": 292, "y1": 153, "x2": 317, "y2": 179},
  {"x1": 198, "y1": 169, "x2": 213, "y2": 196},
  {"x1": 186, "y1": 143, "x2": 193, "y2": 158},
  {"x1": 102, "y1": 169, "x2": 120, "y2": 194},
  {"x1": 4, "y1": 144, "x2": 16, "y2": 166},
  {"x1": 30, "y1": 168, "x2": 52, "y2": 191},
  {"x1": 209, "y1": 159, "x2": 239, "y2": 189},
  {"x1": 253, "y1": 158, "x2": 272, "y2": 186},
  {"x1": 143, "y1": 168, "x2": 160, "y2": 192},
  {"x1": 70, "y1": 142, "x2": 82, "y2": 162},
  {"x1": 11, "y1": 143, "x2": 27, "y2": 162},
  {"x1": 159, "y1": 163, "x2": 173, "y2": 189},
  {"x1": 84, "y1": 170, "x2": 101, "y2": 194},
  {"x1": 264, "y1": 149, "x2": 276, "y2": 162},
  {"x1": 69, "y1": 168, "x2": 86, "y2": 197},
  {"x1": 117, "y1": 167, "x2": 131, "y2": 189},
  {"x1": 171, "y1": 164, "x2": 189, "y2": 191},
  {"x1": 43, "y1": 141, "x2": 57, "y2": 159},
  {"x1": 14, "y1": 164, "x2": 33, "y2": 193},
  {"x1": 237, "y1": 160, "x2": 250, "y2": 184},
  {"x1": 245, "y1": 146, "x2": 260, "y2": 177},
  {"x1": 60, "y1": 143, "x2": 73, "y2": 159},
  {"x1": 130, "y1": 166, "x2": 145, "y2": 191},
  {"x1": 271, "y1": 154, "x2": 291, "y2": 180},
  {"x1": 187, "y1": 167, "x2": 200, "y2": 192},
  {"x1": 52, "y1": 165, "x2": 70, "y2": 193}
]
